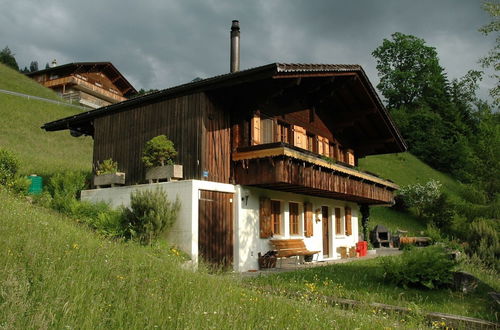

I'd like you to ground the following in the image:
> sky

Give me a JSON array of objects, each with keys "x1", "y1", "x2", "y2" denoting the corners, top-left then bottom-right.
[{"x1": 0, "y1": 0, "x2": 496, "y2": 102}]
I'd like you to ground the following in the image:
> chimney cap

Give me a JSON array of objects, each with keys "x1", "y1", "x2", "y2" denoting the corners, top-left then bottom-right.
[{"x1": 231, "y1": 20, "x2": 240, "y2": 30}]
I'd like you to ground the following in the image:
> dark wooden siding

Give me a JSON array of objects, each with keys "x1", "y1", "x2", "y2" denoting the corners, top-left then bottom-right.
[
  {"x1": 198, "y1": 190, "x2": 234, "y2": 267},
  {"x1": 234, "y1": 157, "x2": 395, "y2": 204},
  {"x1": 93, "y1": 93, "x2": 205, "y2": 185},
  {"x1": 201, "y1": 95, "x2": 231, "y2": 183}
]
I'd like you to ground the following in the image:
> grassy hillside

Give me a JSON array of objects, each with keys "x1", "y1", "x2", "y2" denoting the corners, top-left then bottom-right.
[
  {"x1": 0, "y1": 63, "x2": 92, "y2": 175},
  {"x1": 0, "y1": 63, "x2": 61, "y2": 100},
  {"x1": 0, "y1": 189, "x2": 419, "y2": 329},
  {"x1": 358, "y1": 152, "x2": 464, "y2": 235}
]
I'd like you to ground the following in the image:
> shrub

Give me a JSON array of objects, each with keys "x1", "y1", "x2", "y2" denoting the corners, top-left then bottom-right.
[
  {"x1": 0, "y1": 148, "x2": 19, "y2": 185},
  {"x1": 398, "y1": 180, "x2": 442, "y2": 218},
  {"x1": 466, "y1": 219, "x2": 500, "y2": 271},
  {"x1": 95, "y1": 158, "x2": 119, "y2": 175},
  {"x1": 380, "y1": 245, "x2": 458, "y2": 289},
  {"x1": 421, "y1": 193, "x2": 454, "y2": 229},
  {"x1": 7, "y1": 175, "x2": 31, "y2": 195},
  {"x1": 142, "y1": 135, "x2": 177, "y2": 168},
  {"x1": 47, "y1": 171, "x2": 88, "y2": 214},
  {"x1": 121, "y1": 189, "x2": 180, "y2": 245}
]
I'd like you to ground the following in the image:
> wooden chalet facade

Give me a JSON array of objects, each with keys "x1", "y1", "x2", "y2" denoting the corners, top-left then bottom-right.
[
  {"x1": 43, "y1": 63, "x2": 406, "y2": 271},
  {"x1": 27, "y1": 62, "x2": 137, "y2": 109}
]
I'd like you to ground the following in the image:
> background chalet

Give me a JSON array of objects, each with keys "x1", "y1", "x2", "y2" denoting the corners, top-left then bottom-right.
[{"x1": 27, "y1": 62, "x2": 137, "y2": 109}]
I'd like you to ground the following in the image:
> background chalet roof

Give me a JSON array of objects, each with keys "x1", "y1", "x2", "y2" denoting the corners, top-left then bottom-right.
[
  {"x1": 27, "y1": 62, "x2": 137, "y2": 96},
  {"x1": 41, "y1": 62, "x2": 406, "y2": 153}
]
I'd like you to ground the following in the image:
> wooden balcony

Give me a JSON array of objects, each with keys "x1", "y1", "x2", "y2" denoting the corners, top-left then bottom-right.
[
  {"x1": 43, "y1": 76, "x2": 128, "y2": 103},
  {"x1": 233, "y1": 143, "x2": 398, "y2": 205}
]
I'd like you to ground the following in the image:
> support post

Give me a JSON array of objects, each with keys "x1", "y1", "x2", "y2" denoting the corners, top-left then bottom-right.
[{"x1": 360, "y1": 204, "x2": 370, "y2": 242}]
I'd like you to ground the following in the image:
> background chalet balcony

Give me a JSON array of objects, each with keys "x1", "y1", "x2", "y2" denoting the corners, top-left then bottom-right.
[{"x1": 233, "y1": 143, "x2": 398, "y2": 205}]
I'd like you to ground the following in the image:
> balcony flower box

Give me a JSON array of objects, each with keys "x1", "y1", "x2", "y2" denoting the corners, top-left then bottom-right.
[{"x1": 146, "y1": 164, "x2": 183, "y2": 183}]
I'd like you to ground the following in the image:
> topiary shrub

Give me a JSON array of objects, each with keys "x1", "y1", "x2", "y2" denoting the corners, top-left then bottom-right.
[
  {"x1": 0, "y1": 148, "x2": 19, "y2": 185},
  {"x1": 380, "y1": 245, "x2": 458, "y2": 289},
  {"x1": 142, "y1": 135, "x2": 177, "y2": 168},
  {"x1": 121, "y1": 189, "x2": 180, "y2": 245},
  {"x1": 466, "y1": 219, "x2": 500, "y2": 272}
]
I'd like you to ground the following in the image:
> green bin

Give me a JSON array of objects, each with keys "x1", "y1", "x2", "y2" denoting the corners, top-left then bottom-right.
[{"x1": 28, "y1": 175, "x2": 43, "y2": 195}]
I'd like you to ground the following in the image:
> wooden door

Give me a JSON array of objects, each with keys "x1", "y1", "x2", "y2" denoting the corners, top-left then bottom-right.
[
  {"x1": 322, "y1": 206, "x2": 329, "y2": 257},
  {"x1": 198, "y1": 190, "x2": 234, "y2": 267}
]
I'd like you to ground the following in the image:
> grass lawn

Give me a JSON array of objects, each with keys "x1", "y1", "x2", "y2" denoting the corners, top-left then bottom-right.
[
  {"x1": 0, "y1": 93, "x2": 92, "y2": 176},
  {"x1": 0, "y1": 189, "x2": 432, "y2": 329},
  {"x1": 248, "y1": 257, "x2": 499, "y2": 323},
  {"x1": 0, "y1": 63, "x2": 61, "y2": 101}
]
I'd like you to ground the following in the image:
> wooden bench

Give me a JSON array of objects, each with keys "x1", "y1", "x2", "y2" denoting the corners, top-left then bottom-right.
[{"x1": 270, "y1": 239, "x2": 320, "y2": 266}]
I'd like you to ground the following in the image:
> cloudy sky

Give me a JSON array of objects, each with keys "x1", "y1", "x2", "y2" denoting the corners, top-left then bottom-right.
[{"x1": 0, "y1": 0, "x2": 496, "y2": 101}]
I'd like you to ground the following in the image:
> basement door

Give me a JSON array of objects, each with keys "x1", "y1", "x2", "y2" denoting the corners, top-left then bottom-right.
[{"x1": 198, "y1": 190, "x2": 234, "y2": 267}]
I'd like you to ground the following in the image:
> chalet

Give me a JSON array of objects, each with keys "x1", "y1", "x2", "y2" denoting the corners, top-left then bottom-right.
[
  {"x1": 27, "y1": 62, "x2": 137, "y2": 109},
  {"x1": 42, "y1": 21, "x2": 406, "y2": 271}
]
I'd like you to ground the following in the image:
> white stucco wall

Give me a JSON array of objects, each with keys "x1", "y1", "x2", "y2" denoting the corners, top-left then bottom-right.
[
  {"x1": 81, "y1": 180, "x2": 235, "y2": 264},
  {"x1": 81, "y1": 181, "x2": 359, "y2": 272},
  {"x1": 235, "y1": 186, "x2": 359, "y2": 272}
]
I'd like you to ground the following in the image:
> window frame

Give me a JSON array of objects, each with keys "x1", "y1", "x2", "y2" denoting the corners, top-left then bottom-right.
[
  {"x1": 288, "y1": 202, "x2": 300, "y2": 236},
  {"x1": 271, "y1": 200, "x2": 282, "y2": 236}
]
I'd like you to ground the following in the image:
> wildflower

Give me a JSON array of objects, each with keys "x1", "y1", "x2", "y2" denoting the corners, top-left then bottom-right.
[{"x1": 72, "y1": 243, "x2": 79, "y2": 249}]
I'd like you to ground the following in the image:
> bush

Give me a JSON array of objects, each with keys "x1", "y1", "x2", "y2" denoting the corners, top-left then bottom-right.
[
  {"x1": 7, "y1": 175, "x2": 31, "y2": 195},
  {"x1": 380, "y1": 245, "x2": 458, "y2": 289},
  {"x1": 466, "y1": 219, "x2": 500, "y2": 272},
  {"x1": 47, "y1": 171, "x2": 88, "y2": 214},
  {"x1": 398, "y1": 180, "x2": 442, "y2": 218},
  {"x1": 142, "y1": 135, "x2": 177, "y2": 168},
  {"x1": 121, "y1": 189, "x2": 180, "y2": 245},
  {"x1": 95, "y1": 158, "x2": 119, "y2": 175},
  {"x1": 0, "y1": 148, "x2": 19, "y2": 185},
  {"x1": 421, "y1": 193, "x2": 454, "y2": 229}
]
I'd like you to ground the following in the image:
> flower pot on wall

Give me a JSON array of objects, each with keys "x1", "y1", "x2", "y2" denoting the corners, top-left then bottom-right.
[
  {"x1": 93, "y1": 172, "x2": 126, "y2": 188},
  {"x1": 145, "y1": 164, "x2": 183, "y2": 183}
]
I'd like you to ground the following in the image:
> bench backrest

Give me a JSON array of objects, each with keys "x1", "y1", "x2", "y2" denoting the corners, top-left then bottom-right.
[{"x1": 270, "y1": 239, "x2": 307, "y2": 251}]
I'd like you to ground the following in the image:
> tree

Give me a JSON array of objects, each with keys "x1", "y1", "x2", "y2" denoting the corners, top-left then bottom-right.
[
  {"x1": 29, "y1": 61, "x2": 38, "y2": 72},
  {"x1": 479, "y1": 2, "x2": 500, "y2": 106},
  {"x1": 372, "y1": 32, "x2": 448, "y2": 109},
  {"x1": 0, "y1": 46, "x2": 19, "y2": 70},
  {"x1": 45, "y1": 62, "x2": 50, "y2": 69}
]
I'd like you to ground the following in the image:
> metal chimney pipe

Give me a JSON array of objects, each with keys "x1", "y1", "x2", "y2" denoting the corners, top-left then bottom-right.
[{"x1": 230, "y1": 20, "x2": 240, "y2": 73}]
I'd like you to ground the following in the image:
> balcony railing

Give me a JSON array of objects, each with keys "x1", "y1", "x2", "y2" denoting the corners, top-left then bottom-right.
[
  {"x1": 233, "y1": 143, "x2": 398, "y2": 205},
  {"x1": 43, "y1": 76, "x2": 128, "y2": 103}
]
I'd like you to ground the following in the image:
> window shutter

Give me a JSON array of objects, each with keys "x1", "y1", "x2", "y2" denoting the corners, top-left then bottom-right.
[
  {"x1": 251, "y1": 115, "x2": 261, "y2": 145},
  {"x1": 259, "y1": 197, "x2": 272, "y2": 238},
  {"x1": 304, "y1": 202, "x2": 313, "y2": 237},
  {"x1": 323, "y1": 137, "x2": 330, "y2": 157},
  {"x1": 346, "y1": 149, "x2": 355, "y2": 166},
  {"x1": 292, "y1": 125, "x2": 306, "y2": 149},
  {"x1": 335, "y1": 207, "x2": 342, "y2": 235},
  {"x1": 345, "y1": 206, "x2": 352, "y2": 236},
  {"x1": 317, "y1": 136, "x2": 324, "y2": 155}
]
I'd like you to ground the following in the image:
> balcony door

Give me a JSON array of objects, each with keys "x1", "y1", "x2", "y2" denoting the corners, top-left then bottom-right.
[{"x1": 322, "y1": 206, "x2": 329, "y2": 257}]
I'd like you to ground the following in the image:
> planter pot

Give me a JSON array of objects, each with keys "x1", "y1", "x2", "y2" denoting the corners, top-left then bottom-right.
[
  {"x1": 146, "y1": 164, "x2": 183, "y2": 183},
  {"x1": 94, "y1": 172, "x2": 125, "y2": 188},
  {"x1": 367, "y1": 249, "x2": 376, "y2": 256}
]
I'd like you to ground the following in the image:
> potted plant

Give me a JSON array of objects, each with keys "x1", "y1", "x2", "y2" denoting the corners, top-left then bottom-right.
[
  {"x1": 142, "y1": 135, "x2": 182, "y2": 183},
  {"x1": 93, "y1": 158, "x2": 125, "y2": 188}
]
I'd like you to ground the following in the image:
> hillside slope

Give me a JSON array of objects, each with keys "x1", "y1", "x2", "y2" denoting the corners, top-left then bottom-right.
[
  {"x1": 0, "y1": 63, "x2": 92, "y2": 175},
  {"x1": 0, "y1": 64, "x2": 60, "y2": 100},
  {"x1": 358, "y1": 152, "x2": 464, "y2": 234},
  {"x1": 0, "y1": 189, "x2": 412, "y2": 329}
]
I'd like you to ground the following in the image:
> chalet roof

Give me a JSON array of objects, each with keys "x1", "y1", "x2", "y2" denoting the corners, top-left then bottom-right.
[
  {"x1": 27, "y1": 62, "x2": 137, "y2": 96},
  {"x1": 42, "y1": 63, "x2": 406, "y2": 153}
]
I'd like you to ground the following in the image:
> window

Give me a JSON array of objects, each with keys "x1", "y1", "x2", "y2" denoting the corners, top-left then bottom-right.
[
  {"x1": 271, "y1": 200, "x2": 281, "y2": 235},
  {"x1": 306, "y1": 134, "x2": 315, "y2": 152},
  {"x1": 289, "y1": 202, "x2": 300, "y2": 235},
  {"x1": 276, "y1": 122, "x2": 290, "y2": 144},
  {"x1": 260, "y1": 118, "x2": 274, "y2": 144}
]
